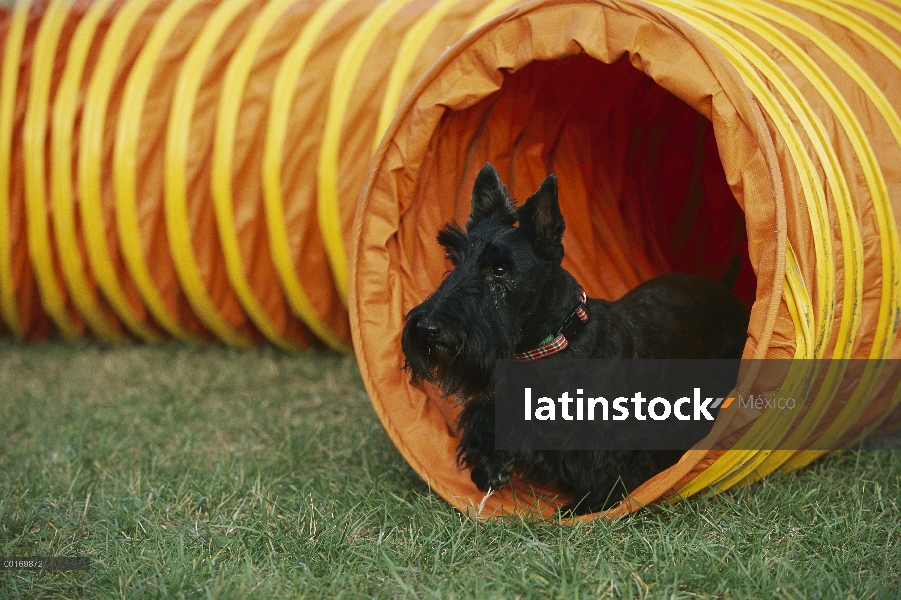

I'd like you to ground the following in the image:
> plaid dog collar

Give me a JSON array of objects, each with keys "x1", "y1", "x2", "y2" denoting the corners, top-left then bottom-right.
[{"x1": 514, "y1": 288, "x2": 589, "y2": 361}]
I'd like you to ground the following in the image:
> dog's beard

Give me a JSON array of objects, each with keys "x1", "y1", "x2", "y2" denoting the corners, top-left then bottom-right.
[{"x1": 401, "y1": 302, "x2": 519, "y2": 402}]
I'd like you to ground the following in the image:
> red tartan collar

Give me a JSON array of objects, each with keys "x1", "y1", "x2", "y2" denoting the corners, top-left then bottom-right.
[{"x1": 514, "y1": 288, "x2": 589, "y2": 361}]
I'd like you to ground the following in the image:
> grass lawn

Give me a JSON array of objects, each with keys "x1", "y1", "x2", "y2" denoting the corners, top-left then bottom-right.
[{"x1": 1, "y1": 340, "x2": 899, "y2": 598}]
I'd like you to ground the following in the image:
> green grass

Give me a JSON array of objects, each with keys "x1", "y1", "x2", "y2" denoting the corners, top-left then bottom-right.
[{"x1": 1, "y1": 341, "x2": 899, "y2": 598}]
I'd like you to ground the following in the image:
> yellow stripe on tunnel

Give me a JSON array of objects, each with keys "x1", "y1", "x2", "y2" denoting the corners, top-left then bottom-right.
[
  {"x1": 263, "y1": 0, "x2": 355, "y2": 353},
  {"x1": 0, "y1": 0, "x2": 32, "y2": 337},
  {"x1": 211, "y1": 0, "x2": 305, "y2": 351},
  {"x1": 164, "y1": 0, "x2": 255, "y2": 348},
  {"x1": 24, "y1": 0, "x2": 81, "y2": 338},
  {"x1": 317, "y1": 0, "x2": 420, "y2": 303}
]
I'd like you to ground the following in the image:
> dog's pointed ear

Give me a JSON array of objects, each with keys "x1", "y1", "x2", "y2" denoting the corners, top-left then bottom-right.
[
  {"x1": 466, "y1": 163, "x2": 516, "y2": 231},
  {"x1": 516, "y1": 174, "x2": 565, "y2": 262}
]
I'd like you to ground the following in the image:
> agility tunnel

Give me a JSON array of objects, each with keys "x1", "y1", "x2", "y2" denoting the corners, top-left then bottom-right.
[{"x1": 3, "y1": 0, "x2": 901, "y2": 519}]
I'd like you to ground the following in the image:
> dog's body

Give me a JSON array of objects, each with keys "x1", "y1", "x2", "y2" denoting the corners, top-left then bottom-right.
[{"x1": 402, "y1": 164, "x2": 750, "y2": 515}]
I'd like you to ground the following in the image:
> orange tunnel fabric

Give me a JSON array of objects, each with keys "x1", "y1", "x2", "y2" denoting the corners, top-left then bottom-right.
[
  {"x1": 3, "y1": 0, "x2": 901, "y2": 518},
  {"x1": 351, "y1": 0, "x2": 901, "y2": 517}
]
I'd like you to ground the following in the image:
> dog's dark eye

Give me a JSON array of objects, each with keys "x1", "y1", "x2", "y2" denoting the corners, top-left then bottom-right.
[{"x1": 491, "y1": 263, "x2": 507, "y2": 277}]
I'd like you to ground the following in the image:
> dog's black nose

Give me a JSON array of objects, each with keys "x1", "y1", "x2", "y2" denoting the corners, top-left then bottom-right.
[{"x1": 417, "y1": 319, "x2": 440, "y2": 340}]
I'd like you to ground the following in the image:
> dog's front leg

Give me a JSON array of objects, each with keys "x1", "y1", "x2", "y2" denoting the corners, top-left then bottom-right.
[{"x1": 456, "y1": 401, "x2": 515, "y2": 491}]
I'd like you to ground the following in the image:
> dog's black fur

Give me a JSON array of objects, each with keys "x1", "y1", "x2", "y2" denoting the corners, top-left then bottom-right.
[{"x1": 401, "y1": 163, "x2": 750, "y2": 515}]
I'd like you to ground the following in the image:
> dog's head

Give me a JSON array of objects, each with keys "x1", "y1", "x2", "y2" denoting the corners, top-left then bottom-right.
[{"x1": 401, "y1": 163, "x2": 566, "y2": 400}]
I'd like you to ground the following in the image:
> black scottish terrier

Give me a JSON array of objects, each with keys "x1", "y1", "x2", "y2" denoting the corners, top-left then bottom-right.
[{"x1": 401, "y1": 163, "x2": 750, "y2": 515}]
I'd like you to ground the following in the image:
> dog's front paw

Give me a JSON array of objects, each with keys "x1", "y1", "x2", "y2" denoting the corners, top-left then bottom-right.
[{"x1": 469, "y1": 452, "x2": 514, "y2": 492}]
